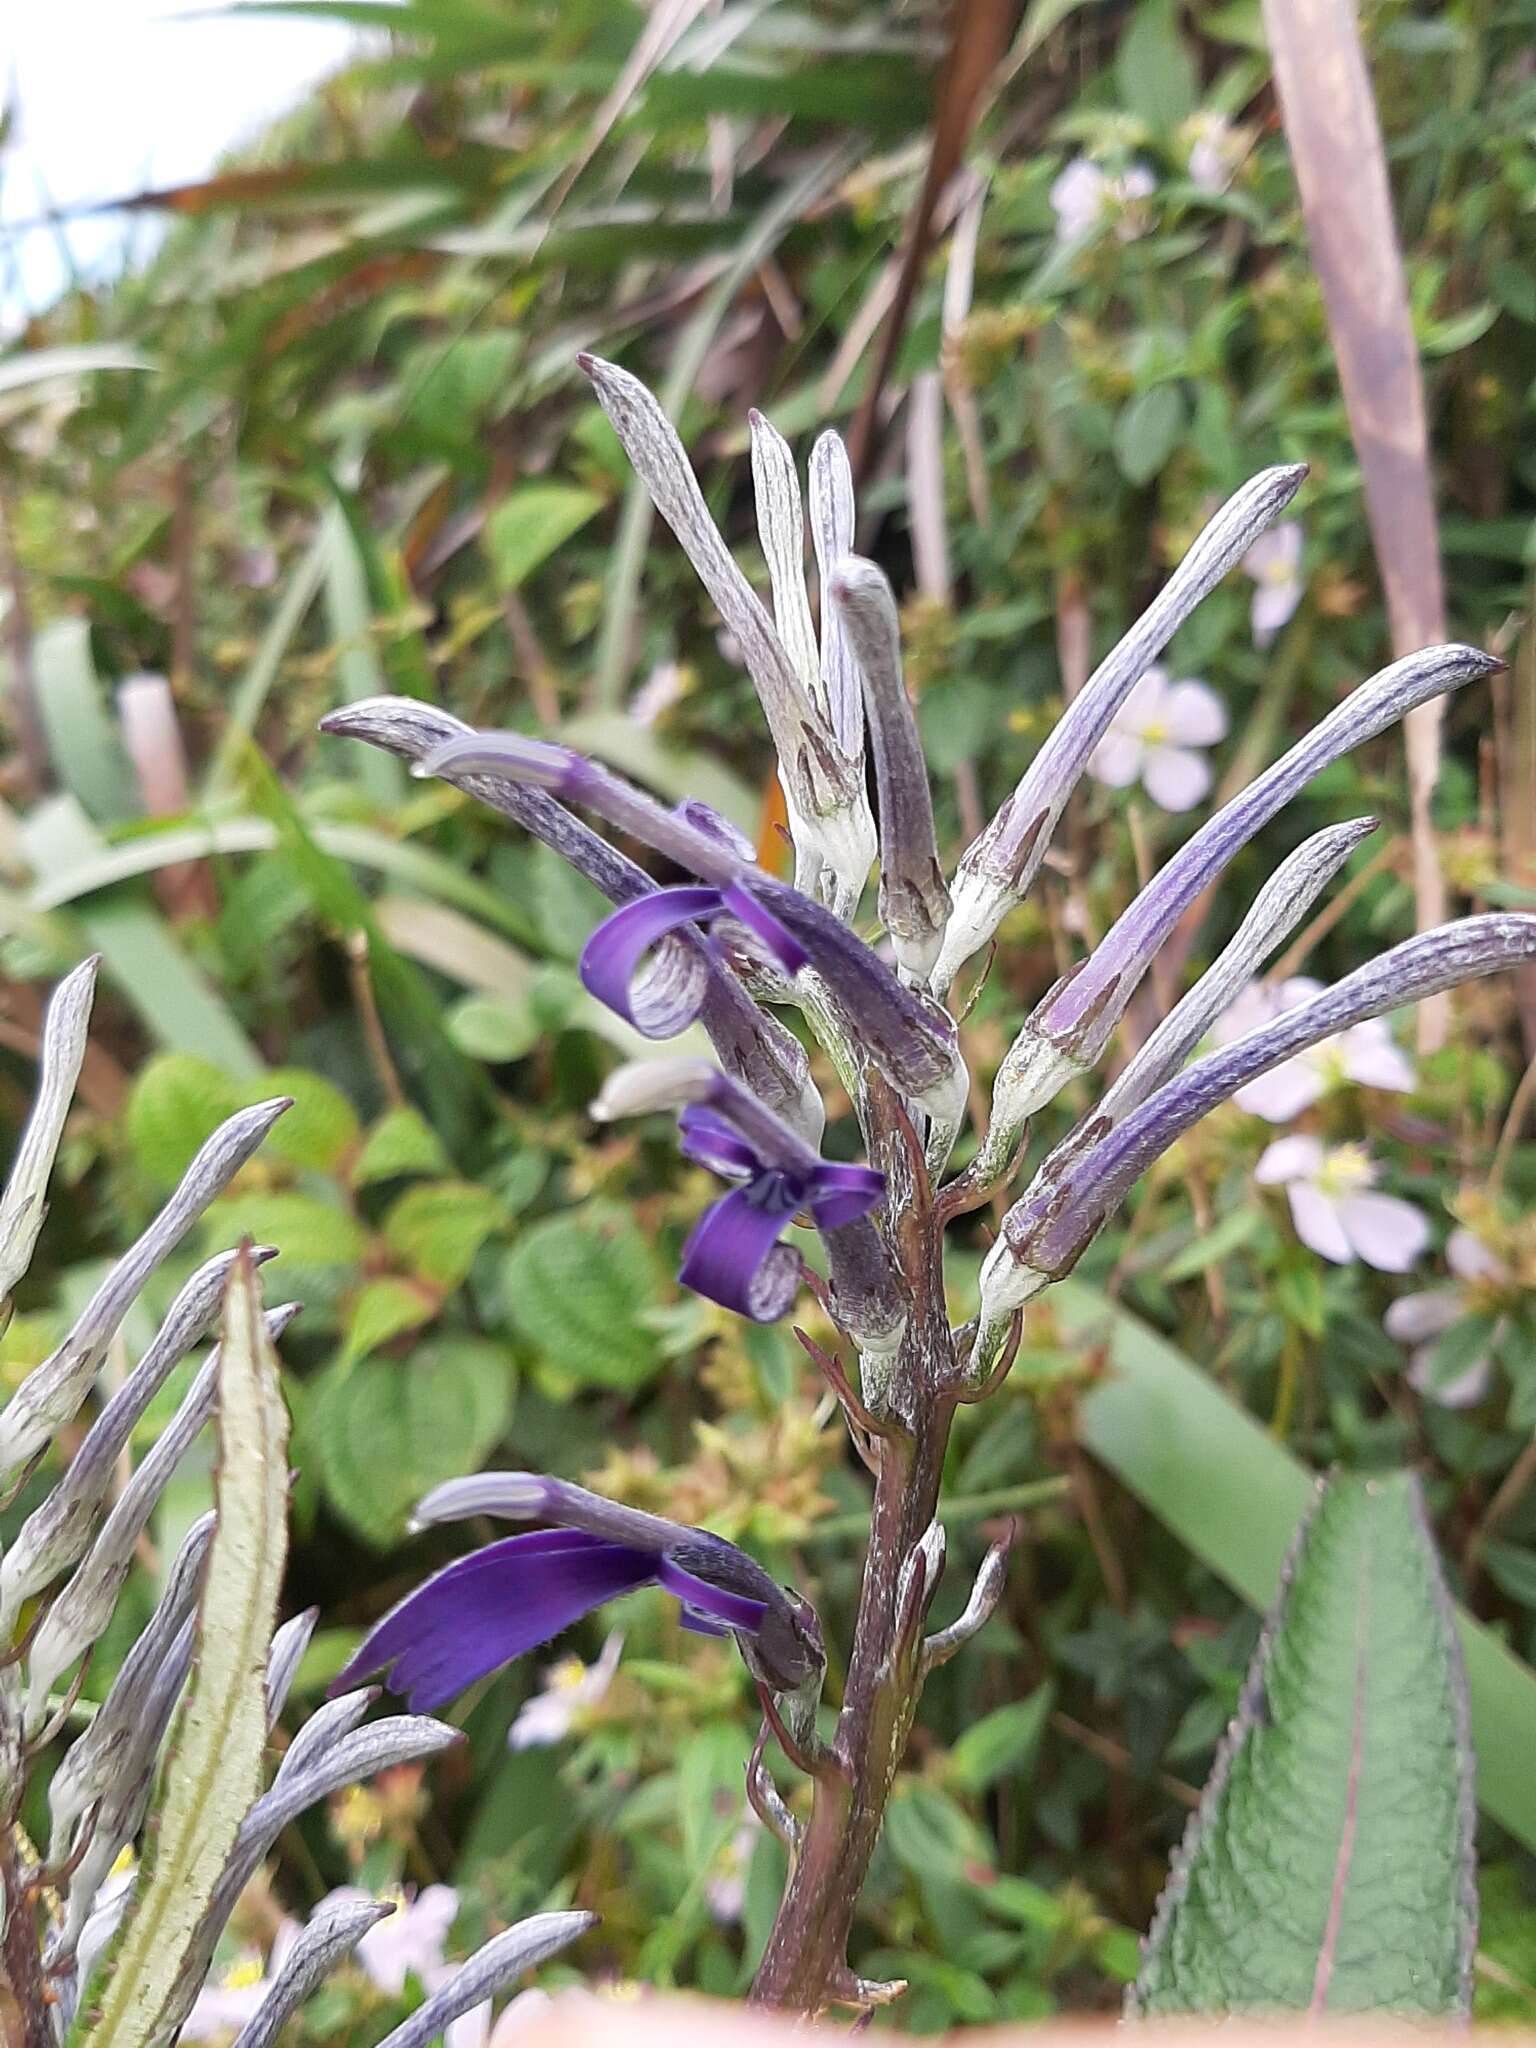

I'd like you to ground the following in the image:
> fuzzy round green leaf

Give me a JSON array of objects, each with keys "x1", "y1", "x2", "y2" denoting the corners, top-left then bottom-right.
[
  {"x1": 501, "y1": 1204, "x2": 664, "y2": 1393},
  {"x1": 250, "y1": 1068, "x2": 360, "y2": 1171},
  {"x1": 127, "y1": 1053, "x2": 241, "y2": 1188}
]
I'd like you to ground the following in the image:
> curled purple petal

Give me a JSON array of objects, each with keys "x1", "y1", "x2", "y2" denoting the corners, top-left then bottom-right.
[
  {"x1": 578, "y1": 888, "x2": 720, "y2": 1034},
  {"x1": 333, "y1": 1532, "x2": 656, "y2": 1712},
  {"x1": 677, "y1": 1105, "x2": 764, "y2": 1181},
  {"x1": 806, "y1": 1162, "x2": 887, "y2": 1231},
  {"x1": 657, "y1": 1553, "x2": 770, "y2": 1633},
  {"x1": 678, "y1": 1181, "x2": 803, "y2": 1322},
  {"x1": 677, "y1": 799, "x2": 756, "y2": 863}
]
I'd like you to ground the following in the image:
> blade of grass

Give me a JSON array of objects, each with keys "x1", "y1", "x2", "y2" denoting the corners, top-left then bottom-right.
[{"x1": 1261, "y1": 0, "x2": 1450, "y2": 1047}]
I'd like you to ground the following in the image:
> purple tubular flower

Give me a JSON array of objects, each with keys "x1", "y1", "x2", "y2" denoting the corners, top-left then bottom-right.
[
  {"x1": 417, "y1": 727, "x2": 959, "y2": 1104},
  {"x1": 318, "y1": 697, "x2": 822, "y2": 1139},
  {"x1": 1004, "y1": 912, "x2": 1536, "y2": 1285},
  {"x1": 578, "y1": 354, "x2": 874, "y2": 902},
  {"x1": 334, "y1": 1472, "x2": 823, "y2": 1705},
  {"x1": 830, "y1": 556, "x2": 952, "y2": 982},
  {"x1": 594, "y1": 1057, "x2": 900, "y2": 1339},
  {"x1": 1034, "y1": 643, "x2": 1500, "y2": 1073},
  {"x1": 933, "y1": 464, "x2": 1309, "y2": 993}
]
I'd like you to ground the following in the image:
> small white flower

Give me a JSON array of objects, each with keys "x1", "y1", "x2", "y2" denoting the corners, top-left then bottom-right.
[
  {"x1": 705, "y1": 1815, "x2": 761, "y2": 1924},
  {"x1": 508, "y1": 1631, "x2": 623, "y2": 1749},
  {"x1": 628, "y1": 660, "x2": 688, "y2": 728},
  {"x1": 1386, "y1": 1227, "x2": 1511, "y2": 1407},
  {"x1": 1242, "y1": 520, "x2": 1305, "y2": 646},
  {"x1": 1050, "y1": 157, "x2": 1157, "y2": 243},
  {"x1": 1183, "y1": 111, "x2": 1243, "y2": 194},
  {"x1": 1087, "y1": 665, "x2": 1227, "y2": 812},
  {"x1": 1215, "y1": 975, "x2": 1414, "y2": 1123},
  {"x1": 322, "y1": 1884, "x2": 489, "y2": 2048},
  {"x1": 180, "y1": 1925, "x2": 301, "y2": 2042},
  {"x1": 1255, "y1": 1136, "x2": 1429, "y2": 1271}
]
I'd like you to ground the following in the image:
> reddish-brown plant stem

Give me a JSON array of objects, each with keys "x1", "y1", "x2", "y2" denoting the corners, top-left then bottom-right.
[{"x1": 0, "y1": 1836, "x2": 50, "y2": 2048}]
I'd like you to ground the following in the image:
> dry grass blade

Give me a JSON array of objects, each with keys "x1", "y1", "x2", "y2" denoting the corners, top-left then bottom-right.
[{"x1": 1261, "y1": 0, "x2": 1450, "y2": 1046}]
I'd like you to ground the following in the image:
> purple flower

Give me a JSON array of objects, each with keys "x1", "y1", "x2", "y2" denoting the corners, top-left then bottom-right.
[
  {"x1": 334, "y1": 1474, "x2": 824, "y2": 1707},
  {"x1": 415, "y1": 729, "x2": 960, "y2": 1107},
  {"x1": 1254, "y1": 1136, "x2": 1429, "y2": 1271},
  {"x1": 593, "y1": 1057, "x2": 897, "y2": 1337}
]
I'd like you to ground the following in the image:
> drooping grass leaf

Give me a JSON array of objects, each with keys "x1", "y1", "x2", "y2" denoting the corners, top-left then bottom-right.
[
  {"x1": 74, "y1": 1248, "x2": 289, "y2": 2048},
  {"x1": 1131, "y1": 1470, "x2": 1475, "y2": 2018}
]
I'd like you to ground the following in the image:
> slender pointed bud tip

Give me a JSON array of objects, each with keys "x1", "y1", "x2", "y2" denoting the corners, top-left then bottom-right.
[
  {"x1": 590, "y1": 1056, "x2": 718, "y2": 1122},
  {"x1": 575, "y1": 351, "x2": 597, "y2": 376}
]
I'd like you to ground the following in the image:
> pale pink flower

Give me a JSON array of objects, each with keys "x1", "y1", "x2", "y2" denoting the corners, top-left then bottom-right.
[
  {"x1": 508, "y1": 1631, "x2": 623, "y2": 1749},
  {"x1": 1255, "y1": 1136, "x2": 1429, "y2": 1270},
  {"x1": 1215, "y1": 975, "x2": 1414, "y2": 1123},
  {"x1": 1050, "y1": 157, "x2": 1157, "y2": 243},
  {"x1": 322, "y1": 1884, "x2": 489, "y2": 2048},
  {"x1": 1242, "y1": 520, "x2": 1305, "y2": 645},
  {"x1": 1087, "y1": 665, "x2": 1227, "y2": 811},
  {"x1": 1385, "y1": 1227, "x2": 1510, "y2": 1407},
  {"x1": 705, "y1": 1815, "x2": 762, "y2": 1924},
  {"x1": 1183, "y1": 111, "x2": 1243, "y2": 194},
  {"x1": 181, "y1": 1925, "x2": 301, "y2": 2042}
]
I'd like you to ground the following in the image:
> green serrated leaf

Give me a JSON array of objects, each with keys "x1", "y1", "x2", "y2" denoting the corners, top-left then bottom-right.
[
  {"x1": 351, "y1": 1106, "x2": 451, "y2": 1186},
  {"x1": 1132, "y1": 1470, "x2": 1475, "y2": 2019},
  {"x1": 502, "y1": 1204, "x2": 663, "y2": 1393},
  {"x1": 250, "y1": 1068, "x2": 360, "y2": 1172},
  {"x1": 484, "y1": 482, "x2": 604, "y2": 590},
  {"x1": 383, "y1": 1179, "x2": 505, "y2": 1289},
  {"x1": 205, "y1": 1193, "x2": 369, "y2": 1268},
  {"x1": 74, "y1": 1251, "x2": 288, "y2": 2047},
  {"x1": 126, "y1": 1053, "x2": 241, "y2": 1189},
  {"x1": 314, "y1": 1338, "x2": 514, "y2": 1546}
]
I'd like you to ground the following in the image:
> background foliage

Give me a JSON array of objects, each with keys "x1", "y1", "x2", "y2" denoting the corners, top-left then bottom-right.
[{"x1": 4, "y1": 0, "x2": 1536, "y2": 2031}]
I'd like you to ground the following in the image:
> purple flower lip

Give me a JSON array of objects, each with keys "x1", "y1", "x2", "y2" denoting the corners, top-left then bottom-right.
[
  {"x1": 578, "y1": 883, "x2": 809, "y2": 1038},
  {"x1": 334, "y1": 1472, "x2": 823, "y2": 1705},
  {"x1": 594, "y1": 1057, "x2": 887, "y2": 1325}
]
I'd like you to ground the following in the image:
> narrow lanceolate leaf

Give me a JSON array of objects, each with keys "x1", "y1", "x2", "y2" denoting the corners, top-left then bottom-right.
[
  {"x1": 1131, "y1": 1471, "x2": 1475, "y2": 2020},
  {"x1": 75, "y1": 1248, "x2": 290, "y2": 2048},
  {"x1": 0, "y1": 954, "x2": 98, "y2": 1304}
]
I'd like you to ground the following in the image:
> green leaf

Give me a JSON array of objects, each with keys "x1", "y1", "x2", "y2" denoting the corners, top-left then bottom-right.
[
  {"x1": 1064, "y1": 1282, "x2": 1536, "y2": 1855},
  {"x1": 1481, "y1": 1541, "x2": 1536, "y2": 1610},
  {"x1": 314, "y1": 1338, "x2": 514, "y2": 1546},
  {"x1": 126, "y1": 1053, "x2": 241, "y2": 1189},
  {"x1": 341, "y1": 1275, "x2": 437, "y2": 1364},
  {"x1": 446, "y1": 993, "x2": 541, "y2": 1063},
  {"x1": 1116, "y1": 0, "x2": 1198, "y2": 131},
  {"x1": 31, "y1": 621, "x2": 139, "y2": 822},
  {"x1": 383, "y1": 1179, "x2": 506, "y2": 1289},
  {"x1": 74, "y1": 1251, "x2": 289, "y2": 2047},
  {"x1": 1113, "y1": 384, "x2": 1187, "y2": 486},
  {"x1": 1421, "y1": 1315, "x2": 1498, "y2": 1398},
  {"x1": 249, "y1": 1068, "x2": 359, "y2": 1172},
  {"x1": 207, "y1": 1193, "x2": 369, "y2": 1268},
  {"x1": 351, "y1": 1106, "x2": 451, "y2": 1186},
  {"x1": 947, "y1": 1684, "x2": 1055, "y2": 1795},
  {"x1": 502, "y1": 1204, "x2": 663, "y2": 1393},
  {"x1": 484, "y1": 483, "x2": 604, "y2": 591},
  {"x1": 1132, "y1": 1471, "x2": 1475, "y2": 2018},
  {"x1": 1162, "y1": 1208, "x2": 1262, "y2": 1282}
]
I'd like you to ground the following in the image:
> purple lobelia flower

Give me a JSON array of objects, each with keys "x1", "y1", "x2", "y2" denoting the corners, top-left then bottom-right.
[
  {"x1": 414, "y1": 728, "x2": 962, "y2": 1113},
  {"x1": 593, "y1": 1057, "x2": 901, "y2": 1342},
  {"x1": 333, "y1": 1473, "x2": 824, "y2": 1707}
]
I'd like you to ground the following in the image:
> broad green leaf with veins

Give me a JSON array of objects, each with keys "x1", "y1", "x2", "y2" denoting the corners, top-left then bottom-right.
[{"x1": 1131, "y1": 1470, "x2": 1475, "y2": 2019}]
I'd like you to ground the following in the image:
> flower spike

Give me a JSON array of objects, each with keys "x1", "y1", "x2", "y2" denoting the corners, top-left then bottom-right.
[
  {"x1": 977, "y1": 912, "x2": 1536, "y2": 1335},
  {"x1": 830, "y1": 556, "x2": 952, "y2": 982},
  {"x1": 579, "y1": 353, "x2": 875, "y2": 902},
  {"x1": 337, "y1": 1472, "x2": 825, "y2": 1702},
  {"x1": 934, "y1": 462, "x2": 1309, "y2": 992},
  {"x1": 993, "y1": 641, "x2": 1499, "y2": 1123}
]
